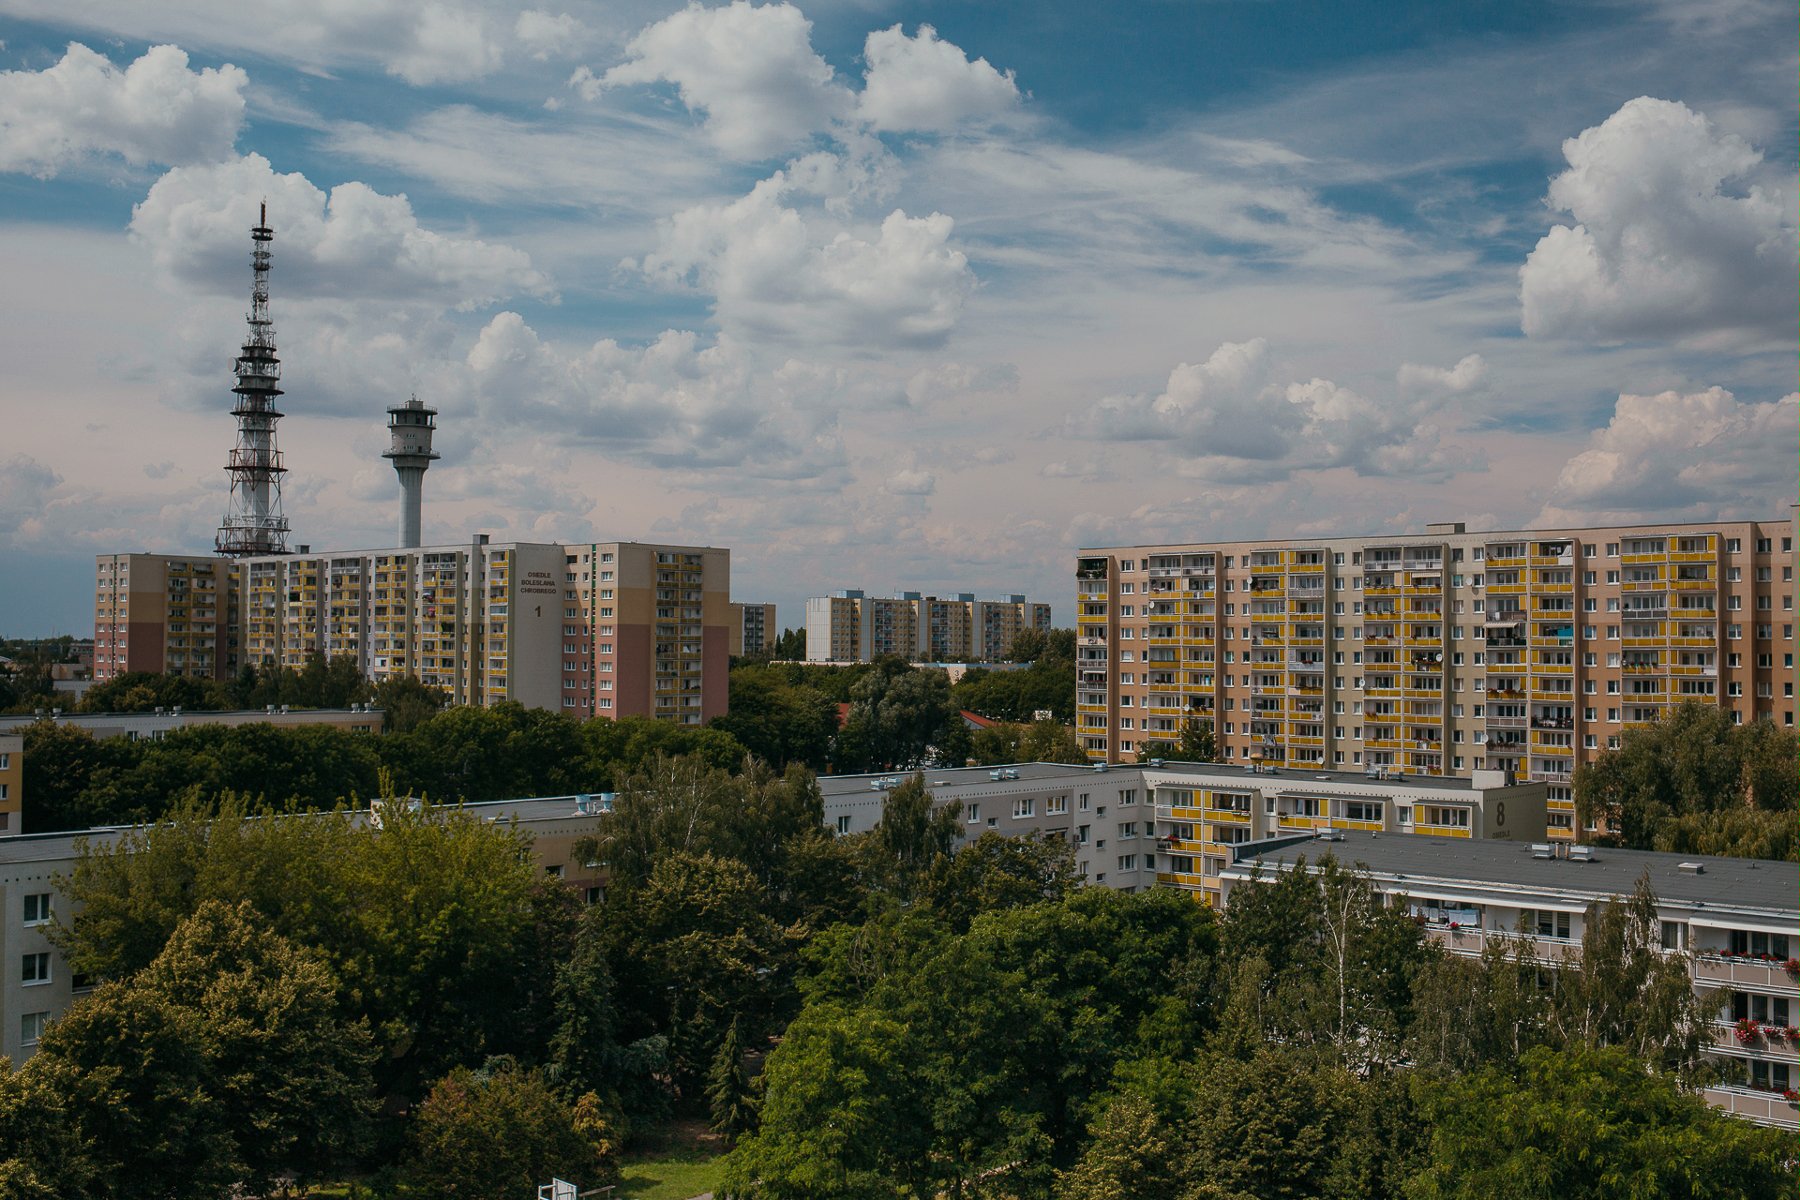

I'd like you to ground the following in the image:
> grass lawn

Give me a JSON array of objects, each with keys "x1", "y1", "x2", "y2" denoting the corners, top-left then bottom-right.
[{"x1": 614, "y1": 1148, "x2": 726, "y2": 1200}]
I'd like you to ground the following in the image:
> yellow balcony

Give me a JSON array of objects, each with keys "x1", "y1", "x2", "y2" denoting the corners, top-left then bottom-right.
[
  {"x1": 1412, "y1": 823, "x2": 1473, "y2": 838},
  {"x1": 1621, "y1": 552, "x2": 1668, "y2": 566}
]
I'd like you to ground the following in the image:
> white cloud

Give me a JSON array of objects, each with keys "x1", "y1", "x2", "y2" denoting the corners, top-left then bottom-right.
[
  {"x1": 1520, "y1": 97, "x2": 1797, "y2": 345},
  {"x1": 0, "y1": 1, "x2": 514, "y2": 86},
  {"x1": 0, "y1": 454, "x2": 62, "y2": 546},
  {"x1": 1538, "y1": 386, "x2": 1798, "y2": 522},
  {"x1": 129, "y1": 153, "x2": 549, "y2": 307},
  {"x1": 637, "y1": 169, "x2": 975, "y2": 348},
  {"x1": 883, "y1": 467, "x2": 936, "y2": 495},
  {"x1": 857, "y1": 24, "x2": 1020, "y2": 132},
  {"x1": 461, "y1": 312, "x2": 848, "y2": 481},
  {"x1": 1069, "y1": 340, "x2": 1476, "y2": 481},
  {"x1": 598, "y1": 0, "x2": 851, "y2": 159},
  {"x1": 1397, "y1": 353, "x2": 1486, "y2": 397},
  {"x1": 0, "y1": 44, "x2": 246, "y2": 177},
  {"x1": 514, "y1": 10, "x2": 587, "y2": 60}
]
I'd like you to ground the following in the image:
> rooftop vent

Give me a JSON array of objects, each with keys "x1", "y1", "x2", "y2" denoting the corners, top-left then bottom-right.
[
  {"x1": 1676, "y1": 861, "x2": 1705, "y2": 875},
  {"x1": 1530, "y1": 843, "x2": 1555, "y2": 859},
  {"x1": 1147, "y1": 758, "x2": 1165, "y2": 767},
  {"x1": 1568, "y1": 845, "x2": 1597, "y2": 862}
]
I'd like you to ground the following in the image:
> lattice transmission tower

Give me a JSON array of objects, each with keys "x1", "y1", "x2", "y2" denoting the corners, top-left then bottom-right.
[{"x1": 216, "y1": 201, "x2": 291, "y2": 557}]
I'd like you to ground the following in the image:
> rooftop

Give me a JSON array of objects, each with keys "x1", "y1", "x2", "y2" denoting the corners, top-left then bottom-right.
[{"x1": 1227, "y1": 830, "x2": 1799, "y2": 917}]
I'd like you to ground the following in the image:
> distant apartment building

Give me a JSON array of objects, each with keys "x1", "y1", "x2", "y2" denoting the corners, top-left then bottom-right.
[
  {"x1": 94, "y1": 554, "x2": 231, "y2": 681},
  {"x1": 1076, "y1": 518, "x2": 1798, "y2": 840},
  {"x1": 730, "y1": 602, "x2": 778, "y2": 657},
  {"x1": 804, "y1": 590, "x2": 1052, "y2": 663},
  {"x1": 93, "y1": 539, "x2": 732, "y2": 723},
  {"x1": 0, "y1": 736, "x2": 18, "y2": 837}
]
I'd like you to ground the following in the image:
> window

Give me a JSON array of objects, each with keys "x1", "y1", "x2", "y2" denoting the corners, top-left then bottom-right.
[
  {"x1": 966, "y1": 803, "x2": 981, "y2": 822},
  {"x1": 1526, "y1": 909, "x2": 1572, "y2": 940},
  {"x1": 1079, "y1": 793, "x2": 1090, "y2": 811},
  {"x1": 19, "y1": 1012, "x2": 47, "y2": 1046},
  {"x1": 23, "y1": 894, "x2": 52, "y2": 926},
  {"x1": 1012, "y1": 797, "x2": 1036, "y2": 819},
  {"x1": 835, "y1": 815, "x2": 852, "y2": 835},
  {"x1": 1118, "y1": 854, "x2": 1138, "y2": 871},
  {"x1": 1345, "y1": 800, "x2": 1382, "y2": 823},
  {"x1": 22, "y1": 953, "x2": 50, "y2": 986}
]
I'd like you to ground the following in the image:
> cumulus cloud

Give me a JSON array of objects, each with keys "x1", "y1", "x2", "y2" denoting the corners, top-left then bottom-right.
[
  {"x1": 1397, "y1": 353, "x2": 1486, "y2": 397},
  {"x1": 461, "y1": 312, "x2": 847, "y2": 481},
  {"x1": 596, "y1": 0, "x2": 851, "y2": 159},
  {"x1": 1539, "y1": 387, "x2": 1798, "y2": 521},
  {"x1": 1520, "y1": 97, "x2": 1797, "y2": 345},
  {"x1": 129, "y1": 153, "x2": 549, "y2": 307},
  {"x1": 514, "y1": 10, "x2": 586, "y2": 60},
  {"x1": 637, "y1": 169, "x2": 975, "y2": 348},
  {"x1": 0, "y1": 44, "x2": 245, "y2": 177},
  {"x1": 1069, "y1": 340, "x2": 1476, "y2": 481},
  {"x1": 857, "y1": 24, "x2": 1020, "y2": 132},
  {"x1": 883, "y1": 467, "x2": 936, "y2": 495}
]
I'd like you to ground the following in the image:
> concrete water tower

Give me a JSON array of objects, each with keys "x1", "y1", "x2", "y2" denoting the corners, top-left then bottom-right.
[{"x1": 384, "y1": 395, "x2": 439, "y2": 548}]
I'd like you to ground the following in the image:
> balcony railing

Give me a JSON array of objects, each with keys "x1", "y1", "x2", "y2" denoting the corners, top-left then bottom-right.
[
  {"x1": 1691, "y1": 954, "x2": 1800, "y2": 993},
  {"x1": 1701, "y1": 1086, "x2": 1800, "y2": 1130}
]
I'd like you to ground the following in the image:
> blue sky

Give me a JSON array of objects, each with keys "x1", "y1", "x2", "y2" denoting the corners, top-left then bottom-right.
[{"x1": 0, "y1": 0, "x2": 1794, "y2": 636}]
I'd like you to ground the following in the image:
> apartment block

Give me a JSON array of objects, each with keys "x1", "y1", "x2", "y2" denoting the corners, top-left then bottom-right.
[
  {"x1": 93, "y1": 554, "x2": 231, "y2": 682},
  {"x1": 559, "y1": 543, "x2": 731, "y2": 724},
  {"x1": 0, "y1": 707, "x2": 382, "y2": 741},
  {"x1": 93, "y1": 539, "x2": 732, "y2": 721},
  {"x1": 0, "y1": 736, "x2": 18, "y2": 837},
  {"x1": 818, "y1": 758, "x2": 1543, "y2": 903},
  {"x1": 1220, "y1": 831, "x2": 1800, "y2": 1129},
  {"x1": 1077, "y1": 518, "x2": 1798, "y2": 839},
  {"x1": 805, "y1": 590, "x2": 1052, "y2": 663},
  {"x1": 730, "y1": 602, "x2": 778, "y2": 657}
]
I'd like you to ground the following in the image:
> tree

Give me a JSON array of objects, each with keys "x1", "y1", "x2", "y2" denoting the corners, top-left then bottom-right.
[
  {"x1": 707, "y1": 1017, "x2": 757, "y2": 1140},
  {"x1": 1056, "y1": 1093, "x2": 1180, "y2": 1200},
  {"x1": 54, "y1": 794, "x2": 545, "y2": 1102},
  {"x1": 714, "y1": 666, "x2": 838, "y2": 769},
  {"x1": 772, "y1": 626, "x2": 806, "y2": 660},
  {"x1": 1404, "y1": 1046, "x2": 1792, "y2": 1200},
  {"x1": 1575, "y1": 701, "x2": 1797, "y2": 857},
  {"x1": 863, "y1": 775, "x2": 962, "y2": 900},
  {"x1": 839, "y1": 661, "x2": 966, "y2": 770},
  {"x1": 1176, "y1": 714, "x2": 1216, "y2": 762},
  {"x1": 16, "y1": 901, "x2": 376, "y2": 1199},
  {"x1": 404, "y1": 1060, "x2": 615, "y2": 1200},
  {"x1": 371, "y1": 673, "x2": 448, "y2": 733},
  {"x1": 78, "y1": 671, "x2": 228, "y2": 714},
  {"x1": 972, "y1": 720, "x2": 1089, "y2": 766},
  {"x1": 921, "y1": 831, "x2": 1079, "y2": 931}
]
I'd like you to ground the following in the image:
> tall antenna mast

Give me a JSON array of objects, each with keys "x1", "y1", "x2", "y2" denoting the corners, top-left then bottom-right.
[{"x1": 216, "y1": 200, "x2": 291, "y2": 557}]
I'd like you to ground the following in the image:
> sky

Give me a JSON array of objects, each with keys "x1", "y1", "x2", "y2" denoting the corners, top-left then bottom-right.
[{"x1": 0, "y1": 0, "x2": 1794, "y2": 636}]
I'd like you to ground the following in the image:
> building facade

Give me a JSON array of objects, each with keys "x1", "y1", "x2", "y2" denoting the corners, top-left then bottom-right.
[
  {"x1": 0, "y1": 707, "x2": 383, "y2": 742},
  {"x1": 95, "y1": 539, "x2": 732, "y2": 721},
  {"x1": 1219, "y1": 830, "x2": 1800, "y2": 1129},
  {"x1": 805, "y1": 590, "x2": 1053, "y2": 663},
  {"x1": 819, "y1": 758, "x2": 1544, "y2": 903},
  {"x1": 93, "y1": 554, "x2": 231, "y2": 681},
  {"x1": 730, "y1": 602, "x2": 778, "y2": 657},
  {"x1": 0, "y1": 736, "x2": 18, "y2": 837},
  {"x1": 1076, "y1": 518, "x2": 1798, "y2": 839}
]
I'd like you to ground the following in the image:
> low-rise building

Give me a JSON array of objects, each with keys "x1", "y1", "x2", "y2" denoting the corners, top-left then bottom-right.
[
  {"x1": 1219, "y1": 831, "x2": 1800, "y2": 1129},
  {"x1": 818, "y1": 759, "x2": 1543, "y2": 899},
  {"x1": 0, "y1": 792, "x2": 610, "y2": 1065},
  {"x1": 0, "y1": 707, "x2": 383, "y2": 742}
]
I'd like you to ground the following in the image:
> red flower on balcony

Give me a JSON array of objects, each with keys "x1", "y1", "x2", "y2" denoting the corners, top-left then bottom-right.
[
  {"x1": 1784, "y1": 957, "x2": 1799, "y2": 978},
  {"x1": 1785, "y1": 1088, "x2": 1799, "y2": 1104},
  {"x1": 1734, "y1": 1018, "x2": 1762, "y2": 1045}
]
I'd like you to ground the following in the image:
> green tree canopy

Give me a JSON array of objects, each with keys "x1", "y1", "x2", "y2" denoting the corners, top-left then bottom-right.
[{"x1": 404, "y1": 1060, "x2": 615, "y2": 1200}]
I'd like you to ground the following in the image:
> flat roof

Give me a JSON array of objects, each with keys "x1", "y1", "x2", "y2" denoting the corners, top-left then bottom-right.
[
  {"x1": 818, "y1": 761, "x2": 1102, "y2": 797},
  {"x1": 1074, "y1": 517, "x2": 1788, "y2": 554},
  {"x1": 1226, "y1": 830, "x2": 1799, "y2": 916},
  {"x1": 1144, "y1": 761, "x2": 1514, "y2": 793},
  {"x1": 816, "y1": 760, "x2": 1521, "y2": 798},
  {"x1": 0, "y1": 793, "x2": 603, "y2": 867}
]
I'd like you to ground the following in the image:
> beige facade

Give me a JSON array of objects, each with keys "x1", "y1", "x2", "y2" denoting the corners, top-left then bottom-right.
[
  {"x1": 0, "y1": 736, "x2": 18, "y2": 837},
  {"x1": 1077, "y1": 518, "x2": 1798, "y2": 840},
  {"x1": 805, "y1": 590, "x2": 1053, "y2": 663},
  {"x1": 559, "y1": 543, "x2": 731, "y2": 724},
  {"x1": 94, "y1": 539, "x2": 733, "y2": 721},
  {"x1": 93, "y1": 554, "x2": 230, "y2": 682},
  {"x1": 730, "y1": 602, "x2": 778, "y2": 657}
]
